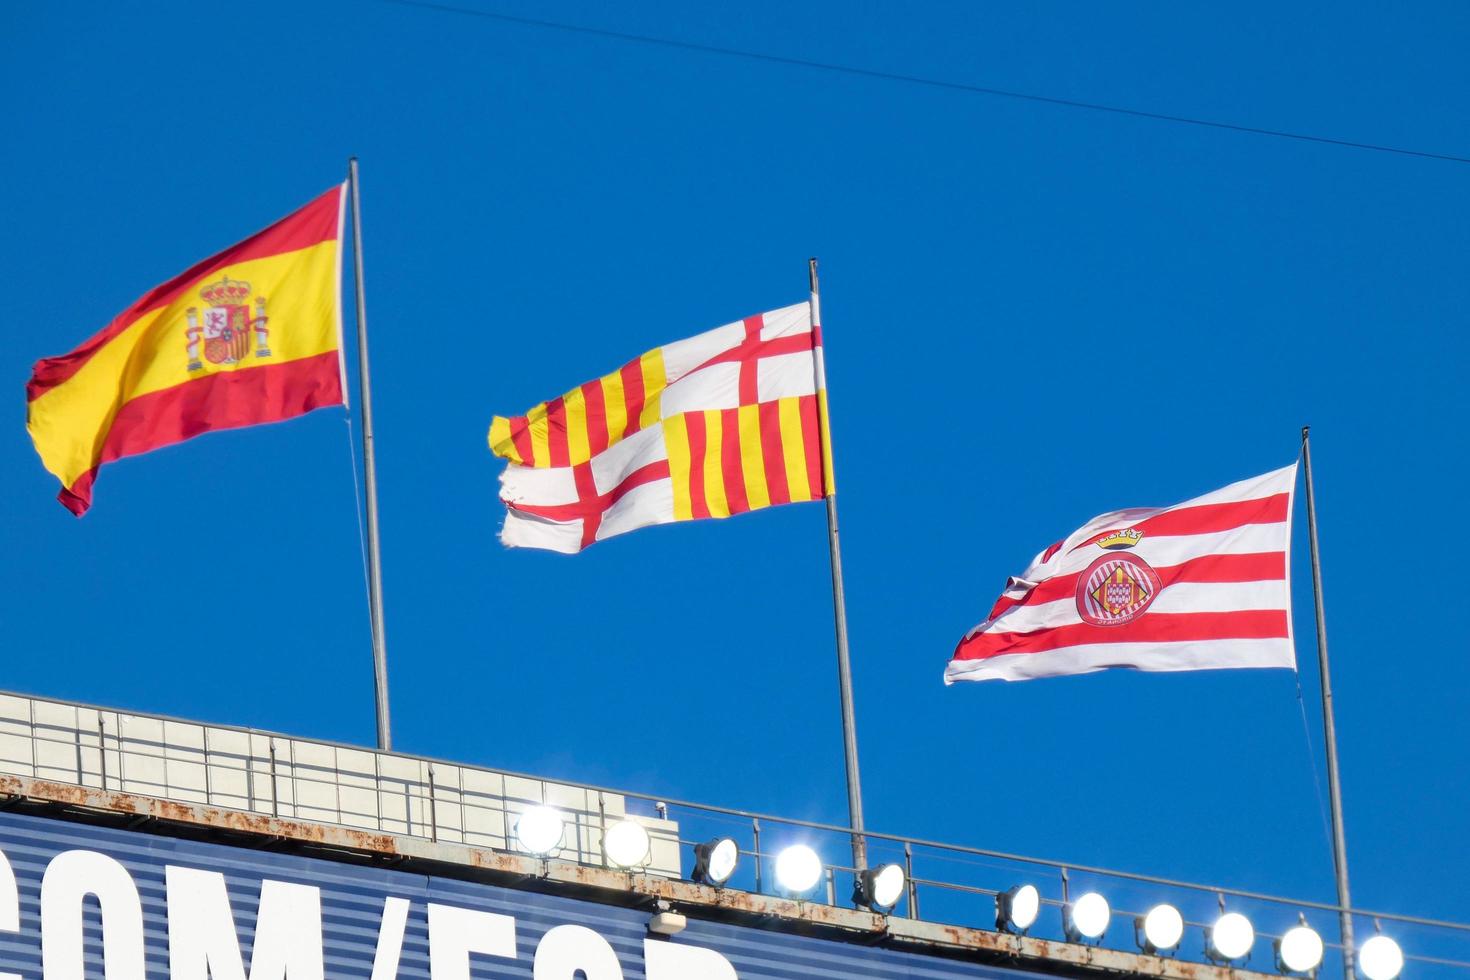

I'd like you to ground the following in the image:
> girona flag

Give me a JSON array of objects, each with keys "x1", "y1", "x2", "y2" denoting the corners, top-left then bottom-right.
[
  {"x1": 488, "y1": 303, "x2": 831, "y2": 552},
  {"x1": 26, "y1": 187, "x2": 347, "y2": 515},
  {"x1": 946, "y1": 464, "x2": 1299, "y2": 683}
]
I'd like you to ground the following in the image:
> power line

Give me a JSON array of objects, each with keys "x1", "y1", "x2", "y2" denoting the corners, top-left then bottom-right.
[{"x1": 379, "y1": 0, "x2": 1470, "y2": 166}]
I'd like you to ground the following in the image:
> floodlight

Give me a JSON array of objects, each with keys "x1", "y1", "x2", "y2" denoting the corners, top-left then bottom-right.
[
  {"x1": 774, "y1": 845, "x2": 823, "y2": 895},
  {"x1": 602, "y1": 819, "x2": 651, "y2": 868},
  {"x1": 1208, "y1": 911, "x2": 1255, "y2": 962},
  {"x1": 997, "y1": 884, "x2": 1041, "y2": 933},
  {"x1": 1277, "y1": 924, "x2": 1325, "y2": 974},
  {"x1": 1065, "y1": 892, "x2": 1110, "y2": 942},
  {"x1": 1358, "y1": 935, "x2": 1404, "y2": 980},
  {"x1": 514, "y1": 805, "x2": 566, "y2": 856},
  {"x1": 692, "y1": 837, "x2": 739, "y2": 886},
  {"x1": 1138, "y1": 904, "x2": 1184, "y2": 952},
  {"x1": 854, "y1": 863, "x2": 906, "y2": 911}
]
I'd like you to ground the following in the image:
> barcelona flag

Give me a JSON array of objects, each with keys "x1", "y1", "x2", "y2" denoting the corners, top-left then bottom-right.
[
  {"x1": 488, "y1": 303, "x2": 832, "y2": 553},
  {"x1": 26, "y1": 187, "x2": 347, "y2": 515}
]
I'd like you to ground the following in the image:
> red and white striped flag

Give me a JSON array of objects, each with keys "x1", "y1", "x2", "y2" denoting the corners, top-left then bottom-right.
[{"x1": 946, "y1": 464, "x2": 1298, "y2": 683}]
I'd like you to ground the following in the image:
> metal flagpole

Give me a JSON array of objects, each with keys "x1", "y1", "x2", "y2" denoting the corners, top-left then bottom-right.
[
  {"x1": 348, "y1": 157, "x2": 393, "y2": 752},
  {"x1": 808, "y1": 258, "x2": 867, "y2": 875},
  {"x1": 1300, "y1": 425, "x2": 1353, "y2": 977}
]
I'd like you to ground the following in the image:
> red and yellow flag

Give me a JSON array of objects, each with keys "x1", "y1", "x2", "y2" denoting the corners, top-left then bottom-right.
[
  {"x1": 26, "y1": 186, "x2": 348, "y2": 515},
  {"x1": 487, "y1": 303, "x2": 832, "y2": 552}
]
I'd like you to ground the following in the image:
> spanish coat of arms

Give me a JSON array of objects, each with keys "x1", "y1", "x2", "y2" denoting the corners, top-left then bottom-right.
[{"x1": 184, "y1": 275, "x2": 271, "y2": 370}]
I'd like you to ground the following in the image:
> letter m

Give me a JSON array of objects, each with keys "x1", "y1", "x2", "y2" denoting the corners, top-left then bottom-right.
[{"x1": 166, "y1": 866, "x2": 324, "y2": 980}]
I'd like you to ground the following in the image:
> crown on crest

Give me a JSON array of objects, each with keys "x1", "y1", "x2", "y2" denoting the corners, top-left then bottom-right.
[
  {"x1": 199, "y1": 275, "x2": 252, "y2": 307},
  {"x1": 1098, "y1": 528, "x2": 1143, "y2": 550}
]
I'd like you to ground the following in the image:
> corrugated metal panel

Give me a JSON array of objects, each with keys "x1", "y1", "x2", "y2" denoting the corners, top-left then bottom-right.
[{"x1": 0, "y1": 812, "x2": 1039, "y2": 980}]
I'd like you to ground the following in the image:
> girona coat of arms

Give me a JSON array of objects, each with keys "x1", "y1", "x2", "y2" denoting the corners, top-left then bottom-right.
[
  {"x1": 184, "y1": 275, "x2": 271, "y2": 370},
  {"x1": 1076, "y1": 530, "x2": 1162, "y2": 626}
]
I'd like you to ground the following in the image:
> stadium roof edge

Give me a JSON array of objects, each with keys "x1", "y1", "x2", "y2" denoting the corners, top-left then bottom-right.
[{"x1": 0, "y1": 772, "x2": 1278, "y2": 980}]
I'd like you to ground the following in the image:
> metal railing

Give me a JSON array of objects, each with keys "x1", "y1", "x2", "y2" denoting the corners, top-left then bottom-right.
[
  {"x1": 0, "y1": 691, "x2": 681, "y2": 876},
  {"x1": 0, "y1": 689, "x2": 1463, "y2": 978}
]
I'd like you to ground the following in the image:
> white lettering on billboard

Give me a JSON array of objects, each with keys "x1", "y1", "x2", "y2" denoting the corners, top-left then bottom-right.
[
  {"x1": 533, "y1": 924, "x2": 623, "y2": 979},
  {"x1": 427, "y1": 902, "x2": 517, "y2": 980},
  {"x1": 644, "y1": 939, "x2": 739, "y2": 980},
  {"x1": 0, "y1": 849, "x2": 18, "y2": 980},
  {"x1": 16, "y1": 845, "x2": 740, "y2": 980},
  {"x1": 166, "y1": 867, "x2": 324, "y2": 980},
  {"x1": 40, "y1": 850, "x2": 146, "y2": 980},
  {"x1": 371, "y1": 897, "x2": 412, "y2": 980}
]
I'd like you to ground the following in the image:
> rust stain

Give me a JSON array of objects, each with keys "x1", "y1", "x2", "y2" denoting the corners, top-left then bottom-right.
[
  {"x1": 8, "y1": 776, "x2": 404, "y2": 855},
  {"x1": 466, "y1": 850, "x2": 528, "y2": 875}
]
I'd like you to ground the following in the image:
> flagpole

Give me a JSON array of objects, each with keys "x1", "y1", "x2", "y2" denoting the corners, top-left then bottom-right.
[
  {"x1": 348, "y1": 157, "x2": 393, "y2": 752},
  {"x1": 808, "y1": 258, "x2": 867, "y2": 876},
  {"x1": 1301, "y1": 425, "x2": 1353, "y2": 977}
]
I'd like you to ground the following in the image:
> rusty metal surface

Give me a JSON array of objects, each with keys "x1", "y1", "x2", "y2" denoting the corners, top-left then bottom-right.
[
  {"x1": 888, "y1": 918, "x2": 1264, "y2": 979},
  {"x1": 0, "y1": 774, "x2": 1281, "y2": 980}
]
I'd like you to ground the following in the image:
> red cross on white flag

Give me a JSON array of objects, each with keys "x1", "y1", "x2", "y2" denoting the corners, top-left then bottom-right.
[{"x1": 488, "y1": 302, "x2": 831, "y2": 553}]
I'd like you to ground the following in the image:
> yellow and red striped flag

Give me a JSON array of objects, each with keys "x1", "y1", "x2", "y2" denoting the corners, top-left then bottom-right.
[
  {"x1": 26, "y1": 187, "x2": 348, "y2": 515},
  {"x1": 488, "y1": 302, "x2": 832, "y2": 552}
]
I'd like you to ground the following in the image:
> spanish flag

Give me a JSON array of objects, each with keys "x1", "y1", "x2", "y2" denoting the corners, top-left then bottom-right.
[
  {"x1": 26, "y1": 186, "x2": 348, "y2": 515},
  {"x1": 488, "y1": 303, "x2": 831, "y2": 552}
]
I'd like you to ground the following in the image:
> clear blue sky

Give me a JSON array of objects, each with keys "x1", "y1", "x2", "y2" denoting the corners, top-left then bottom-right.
[{"x1": 3, "y1": 0, "x2": 1466, "y2": 946}]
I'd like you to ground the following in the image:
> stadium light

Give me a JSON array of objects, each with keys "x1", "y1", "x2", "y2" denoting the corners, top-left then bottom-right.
[
  {"x1": 1358, "y1": 935, "x2": 1404, "y2": 980},
  {"x1": 1064, "y1": 892, "x2": 1110, "y2": 942},
  {"x1": 854, "y1": 863, "x2": 906, "y2": 911},
  {"x1": 774, "y1": 845, "x2": 823, "y2": 895},
  {"x1": 1208, "y1": 911, "x2": 1255, "y2": 962},
  {"x1": 602, "y1": 818, "x2": 651, "y2": 868},
  {"x1": 996, "y1": 884, "x2": 1041, "y2": 934},
  {"x1": 1276, "y1": 922, "x2": 1325, "y2": 974},
  {"x1": 514, "y1": 805, "x2": 566, "y2": 856},
  {"x1": 691, "y1": 837, "x2": 739, "y2": 886},
  {"x1": 1137, "y1": 903, "x2": 1184, "y2": 953}
]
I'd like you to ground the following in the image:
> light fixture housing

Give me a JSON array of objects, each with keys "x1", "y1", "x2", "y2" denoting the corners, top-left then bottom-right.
[
  {"x1": 648, "y1": 910, "x2": 687, "y2": 936},
  {"x1": 1208, "y1": 911, "x2": 1255, "y2": 962},
  {"x1": 691, "y1": 837, "x2": 740, "y2": 886},
  {"x1": 1276, "y1": 924, "x2": 1325, "y2": 974},
  {"x1": 1358, "y1": 935, "x2": 1404, "y2": 980},
  {"x1": 514, "y1": 805, "x2": 566, "y2": 856},
  {"x1": 774, "y1": 844, "x2": 823, "y2": 895},
  {"x1": 854, "y1": 863, "x2": 906, "y2": 911},
  {"x1": 996, "y1": 884, "x2": 1041, "y2": 934},
  {"x1": 602, "y1": 818, "x2": 651, "y2": 869},
  {"x1": 1064, "y1": 892, "x2": 1110, "y2": 942},
  {"x1": 1138, "y1": 903, "x2": 1184, "y2": 953}
]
